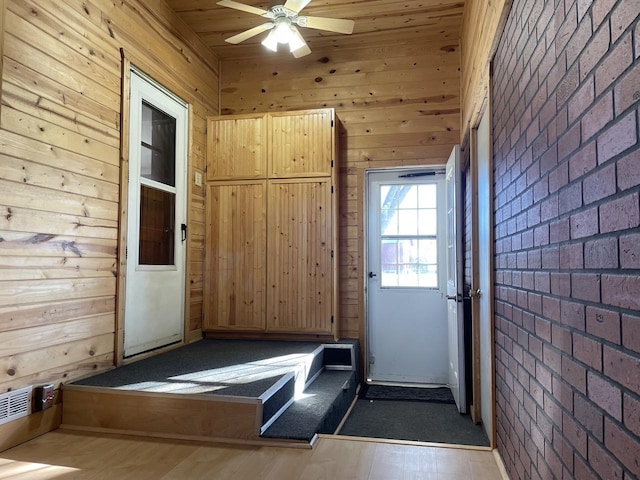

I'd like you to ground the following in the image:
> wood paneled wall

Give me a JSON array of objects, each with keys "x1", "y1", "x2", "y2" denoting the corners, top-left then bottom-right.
[
  {"x1": 0, "y1": 0, "x2": 218, "y2": 446},
  {"x1": 460, "y1": 0, "x2": 511, "y2": 132},
  {"x1": 221, "y1": 35, "x2": 461, "y2": 340}
]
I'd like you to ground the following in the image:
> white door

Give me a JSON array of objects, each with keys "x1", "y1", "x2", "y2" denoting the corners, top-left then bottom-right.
[
  {"x1": 124, "y1": 69, "x2": 188, "y2": 358},
  {"x1": 477, "y1": 107, "x2": 495, "y2": 441},
  {"x1": 445, "y1": 145, "x2": 466, "y2": 413},
  {"x1": 366, "y1": 169, "x2": 448, "y2": 384}
]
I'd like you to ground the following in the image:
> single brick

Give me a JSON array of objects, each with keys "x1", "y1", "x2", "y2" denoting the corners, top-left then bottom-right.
[
  {"x1": 610, "y1": 0, "x2": 640, "y2": 42},
  {"x1": 563, "y1": 410, "x2": 588, "y2": 456},
  {"x1": 569, "y1": 141, "x2": 597, "y2": 181},
  {"x1": 604, "y1": 418, "x2": 640, "y2": 477},
  {"x1": 622, "y1": 313, "x2": 640, "y2": 354},
  {"x1": 571, "y1": 273, "x2": 601, "y2": 302},
  {"x1": 586, "y1": 306, "x2": 621, "y2": 344},
  {"x1": 549, "y1": 162, "x2": 568, "y2": 193},
  {"x1": 613, "y1": 59, "x2": 640, "y2": 115},
  {"x1": 587, "y1": 371, "x2": 622, "y2": 419},
  {"x1": 575, "y1": 393, "x2": 604, "y2": 440},
  {"x1": 620, "y1": 233, "x2": 640, "y2": 268},
  {"x1": 560, "y1": 242, "x2": 584, "y2": 269},
  {"x1": 584, "y1": 236, "x2": 619, "y2": 268},
  {"x1": 580, "y1": 23, "x2": 610, "y2": 78},
  {"x1": 550, "y1": 272, "x2": 571, "y2": 296},
  {"x1": 624, "y1": 393, "x2": 640, "y2": 438},
  {"x1": 550, "y1": 218, "x2": 571, "y2": 243},
  {"x1": 569, "y1": 75, "x2": 595, "y2": 124},
  {"x1": 588, "y1": 435, "x2": 625, "y2": 480},
  {"x1": 597, "y1": 106, "x2": 638, "y2": 164},
  {"x1": 617, "y1": 149, "x2": 640, "y2": 191},
  {"x1": 560, "y1": 181, "x2": 583, "y2": 216},
  {"x1": 602, "y1": 274, "x2": 640, "y2": 310},
  {"x1": 558, "y1": 121, "x2": 581, "y2": 162},
  {"x1": 599, "y1": 192, "x2": 640, "y2": 233},
  {"x1": 570, "y1": 207, "x2": 599, "y2": 238},
  {"x1": 582, "y1": 92, "x2": 614, "y2": 142},
  {"x1": 562, "y1": 355, "x2": 587, "y2": 393},
  {"x1": 595, "y1": 33, "x2": 633, "y2": 95},
  {"x1": 560, "y1": 300, "x2": 585, "y2": 331},
  {"x1": 604, "y1": 345, "x2": 640, "y2": 392},
  {"x1": 574, "y1": 332, "x2": 604, "y2": 370},
  {"x1": 558, "y1": 63, "x2": 581, "y2": 107},
  {"x1": 593, "y1": 0, "x2": 617, "y2": 28},
  {"x1": 583, "y1": 163, "x2": 616, "y2": 205}
]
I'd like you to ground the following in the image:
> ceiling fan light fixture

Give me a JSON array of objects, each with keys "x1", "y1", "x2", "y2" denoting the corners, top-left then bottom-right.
[
  {"x1": 288, "y1": 28, "x2": 306, "y2": 52},
  {"x1": 261, "y1": 29, "x2": 279, "y2": 51},
  {"x1": 274, "y1": 21, "x2": 293, "y2": 43}
]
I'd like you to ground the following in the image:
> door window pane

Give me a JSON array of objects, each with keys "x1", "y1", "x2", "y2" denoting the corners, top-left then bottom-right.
[
  {"x1": 140, "y1": 101, "x2": 176, "y2": 186},
  {"x1": 379, "y1": 183, "x2": 439, "y2": 288},
  {"x1": 139, "y1": 185, "x2": 175, "y2": 265}
]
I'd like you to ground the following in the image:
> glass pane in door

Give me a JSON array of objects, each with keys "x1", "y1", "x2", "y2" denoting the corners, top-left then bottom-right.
[
  {"x1": 140, "y1": 101, "x2": 176, "y2": 186},
  {"x1": 139, "y1": 185, "x2": 175, "y2": 265}
]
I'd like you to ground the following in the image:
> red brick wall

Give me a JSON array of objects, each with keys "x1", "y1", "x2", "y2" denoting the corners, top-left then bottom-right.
[{"x1": 491, "y1": 0, "x2": 640, "y2": 478}]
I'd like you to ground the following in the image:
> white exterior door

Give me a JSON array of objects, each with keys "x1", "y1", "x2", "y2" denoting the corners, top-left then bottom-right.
[
  {"x1": 366, "y1": 169, "x2": 448, "y2": 384},
  {"x1": 445, "y1": 145, "x2": 466, "y2": 413},
  {"x1": 124, "y1": 70, "x2": 188, "y2": 358}
]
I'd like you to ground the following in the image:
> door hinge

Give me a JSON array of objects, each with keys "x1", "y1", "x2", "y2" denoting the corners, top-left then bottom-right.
[
  {"x1": 204, "y1": 165, "x2": 208, "y2": 173},
  {"x1": 331, "y1": 315, "x2": 334, "y2": 324},
  {"x1": 125, "y1": 247, "x2": 128, "y2": 259},
  {"x1": 331, "y1": 250, "x2": 334, "y2": 258},
  {"x1": 331, "y1": 120, "x2": 334, "y2": 127},
  {"x1": 331, "y1": 185, "x2": 334, "y2": 194},
  {"x1": 370, "y1": 355, "x2": 375, "y2": 365},
  {"x1": 331, "y1": 160, "x2": 334, "y2": 168}
]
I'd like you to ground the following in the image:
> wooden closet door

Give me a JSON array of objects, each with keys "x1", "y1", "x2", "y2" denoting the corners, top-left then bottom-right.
[
  {"x1": 269, "y1": 110, "x2": 333, "y2": 178},
  {"x1": 205, "y1": 182, "x2": 266, "y2": 330},
  {"x1": 207, "y1": 114, "x2": 267, "y2": 180},
  {"x1": 266, "y1": 179, "x2": 333, "y2": 333}
]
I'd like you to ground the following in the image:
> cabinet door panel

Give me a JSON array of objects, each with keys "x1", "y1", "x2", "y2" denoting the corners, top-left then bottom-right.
[
  {"x1": 267, "y1": 180, "x2": 333, "y2": 333},
  {"x1": 205, "y1": 182, "x2": 266, "y2": 330},
  {"x1": 269, "y1": 110, "x2": 333, "y2": 178},
  {"x1": 207, "y1": 115, "x2": 267, "y2": 180}
]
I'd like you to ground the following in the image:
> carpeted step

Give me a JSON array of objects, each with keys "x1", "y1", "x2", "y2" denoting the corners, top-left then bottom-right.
[{"x1": 260, "y1": 370, "x2": 357, "y2": 441}]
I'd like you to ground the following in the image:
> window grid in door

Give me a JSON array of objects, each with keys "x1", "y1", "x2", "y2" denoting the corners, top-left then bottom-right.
[{"x1": 379, "y1": 183, "x2": 439, "y2": 288}]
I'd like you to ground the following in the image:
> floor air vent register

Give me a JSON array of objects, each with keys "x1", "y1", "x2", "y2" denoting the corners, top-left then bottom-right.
[{"x1": 0, "y1": 385, "x2": 32, "y2": 426}]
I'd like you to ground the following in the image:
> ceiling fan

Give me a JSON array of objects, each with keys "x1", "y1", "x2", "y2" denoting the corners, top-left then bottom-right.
[{"x1": 217, "y1": 0, "x2": 355, "y2": 57}]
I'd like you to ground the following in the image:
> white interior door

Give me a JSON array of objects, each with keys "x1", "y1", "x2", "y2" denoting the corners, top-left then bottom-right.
[
  {"x1": 124, "y1": 69, "x2": 188, "y2": 358},
  {"x1": 445, "y1": 145, "x2": 466, "y2": 413},
  {"x1": 366, "y1": 169, "x2": 448, "y2": 385},
  {"x1": 477, "y1": 107, "x2": 494, "y2": 440}
]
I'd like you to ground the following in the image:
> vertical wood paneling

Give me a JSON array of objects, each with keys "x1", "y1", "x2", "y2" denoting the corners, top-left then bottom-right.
[
  {"x1": 205, "y1": 182, "x2": 266, "y2": 331},
  {"x1": 460, "y1": 0, "x2": 511, "y2": 132},
  {"x1": 221, "y1": 39, "x2": 461, "y2": 340},
  {"x1": 266, "y1": 179, "x2": 333, "y2": 334},
  {"x1": 0, "y1": 0, "x2": 219, "y2": 447},
  {"x1": 206, "y1": 114, "x2": 267, "y2": 180},
  {"x1": 269, "y1": 109, "x2": 333, "y2": 178}
]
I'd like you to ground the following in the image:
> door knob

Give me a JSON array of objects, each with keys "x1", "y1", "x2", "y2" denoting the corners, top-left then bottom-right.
[
  {"x1": 368, "y1": 272, "x2": 377, "y2": 278},
  {"x1": 469, "y1": 288, "x2": 481, "y2": 298}
]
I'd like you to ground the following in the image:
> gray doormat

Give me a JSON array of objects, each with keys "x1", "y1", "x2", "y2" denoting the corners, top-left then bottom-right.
[{"x1": 362, "y1": 384, "x2": 455, "y2": 404}]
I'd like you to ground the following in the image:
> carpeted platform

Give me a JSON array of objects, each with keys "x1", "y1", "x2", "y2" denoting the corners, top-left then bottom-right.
[
  {"x1": 338, "y1": 398, "x2": 490, "y2": 446},
  {"x1": 72, "y1": 339, "x2": 323, "y2": 397}
]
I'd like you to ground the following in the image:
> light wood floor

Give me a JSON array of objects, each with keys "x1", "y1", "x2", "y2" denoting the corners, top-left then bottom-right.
[{"x1": 0, "y1": 430, "x2": 505, "y2": 479}]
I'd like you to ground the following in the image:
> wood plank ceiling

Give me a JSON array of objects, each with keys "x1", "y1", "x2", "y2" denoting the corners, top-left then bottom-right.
[{"x1": 166, "y1": 0, "x2": 465, "y2": 60}]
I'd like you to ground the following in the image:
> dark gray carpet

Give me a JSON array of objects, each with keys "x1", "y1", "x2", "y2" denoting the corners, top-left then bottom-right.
[
  {"x1": 72, "y1": 339, "x2": 322, "y2": 397},
  {"x1": 362, "y1": 384, "x2": 455, "y2": 403},
  {"x1": 262, "y1": 370, "x2": 357, "y2": 441},
  {"x1": 338, "y1": 399, "x2": 490, "y2": 446}
]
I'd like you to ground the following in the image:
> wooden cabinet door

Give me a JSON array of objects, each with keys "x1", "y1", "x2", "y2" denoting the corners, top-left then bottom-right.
[
  {"x1": 205, "y1": 182, "x2": 266, "y2": 330},
  {"x1": 207, "y1": 114, "x2": 267, "y2": 180},
  {"x1": 269, "y1": 110, "x2": 333, "y2": 178},
  {"x1": 266, "y1": 179, "x2": 334, "y2": 334}
]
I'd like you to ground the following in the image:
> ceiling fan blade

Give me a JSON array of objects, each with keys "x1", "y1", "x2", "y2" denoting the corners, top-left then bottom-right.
[
  {"x1": 225, "y1": 23, "x2": 274, "y2": 44},
  {"x1": 303, "y1": 16, "x2": 355, "y2": 34},
  {"x1": 283, "y1": 0, "x2": 312, "y2": 13},
  {"x1": 217, "y1": 0, "x2": 268, "y2": 16}
]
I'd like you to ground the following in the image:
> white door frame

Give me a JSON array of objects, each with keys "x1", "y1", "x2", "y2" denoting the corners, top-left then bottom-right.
[
  {"x1": 121, "y1": 66, "x2": 188, "y2": 360},
  {"x1": 470, "y1": 90, "x2": 496, "y2": 446}
]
